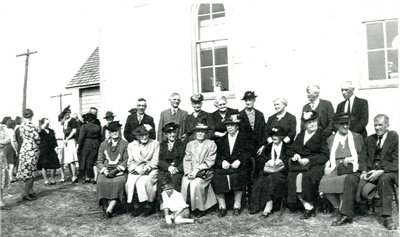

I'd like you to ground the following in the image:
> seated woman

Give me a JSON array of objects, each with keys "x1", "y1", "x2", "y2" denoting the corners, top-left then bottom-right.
[
  {"x1": 319, "y1": 112, "x2": 363, "y2": 226},
  {"x1": 250, "y1": 126, "x2": 289, "y2": 217},
  {"x1": 125, "y1": 126, "x2": 159, "y2": 217},
  {"x1": 181, "y1": 123, "x2": 217, "y2": 217},
  {"x1": 287, "y1": 111, "x2": 329, "y2": 219},
  {"x1": 97, "y1": 121, "x2": 128, "y2": 219},
  {"x1": 211, "y1": 96, "x2": 239, "y2": 141},
  {"x1": 211, "y1": 114, "x2": 251, "y2": 217},
  {"x1": 157, "y1": 122, "x2": 185, "y2": 208}
]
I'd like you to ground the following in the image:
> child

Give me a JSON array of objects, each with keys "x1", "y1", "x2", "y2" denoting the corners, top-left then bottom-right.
[{"x1": 161, "y1": 176, "x2": 195, "y2": 225}]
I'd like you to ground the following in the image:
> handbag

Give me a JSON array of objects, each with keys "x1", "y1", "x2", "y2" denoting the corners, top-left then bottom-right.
[
  {"x1": 288, "y1": 159, "x2": 309, "y2": 171},
  {"x1": 337, "y1": 162, "x2": 354, "y2": 175},
  {"x1": 264, "y1": 161, "x2": 285, "y2": 173},
  {"x1": 195, "y1": 169, "x2": 211, "y2": 179}
]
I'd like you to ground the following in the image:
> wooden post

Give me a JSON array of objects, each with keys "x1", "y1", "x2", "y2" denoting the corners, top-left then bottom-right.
[
  {"x1": 16, "y1": 49, "x2": 37, "y2": 113},
  {"x1": 50, "y1": 93, "x2": 72, "y2": 113}
]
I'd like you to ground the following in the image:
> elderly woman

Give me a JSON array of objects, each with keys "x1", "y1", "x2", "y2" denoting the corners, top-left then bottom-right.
[
  {"x1": 250, "y1": 126, "x2": 289, "y2": 217},
  {"x1": 157, "y1": 122, "x2": 185, "y2": 206},
  {"x1": 264, "y1": 97, "x2": 296, "y2": 146},
  {"x1": 319, "y1": 113, "x2": 363, "y2": 226},
  {"x1": 181, "y1": 123, "x2": 217, "y2": 217},
  {"x1": 211, "y1": 114, "x2": 251, "y2": 217},
  {"x1": 126, "y1": 126, "x2": 159, "y2": 217},
  {"x1": 97, "y1": 121, "x2": 128, "y2": 219},
  {"x1": 0, "y1": 120, "x2": 11, "y2": 209},
  {"x1": 211, "y1": 96, "x2": 239, "y2": 140},
  {"x1": 17, "y1": 109, "x2": 41, "y2": 201},
  {"x1": 287, "y1": 111, "x2": 329, "y2": 219}
]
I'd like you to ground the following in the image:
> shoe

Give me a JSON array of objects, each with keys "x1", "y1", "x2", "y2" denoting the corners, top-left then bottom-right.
[
  {"x1": 195, "y1": 211, "x2": 206, "y2": 218},
  {"x1": 11, "y1": 178, "x2": 17, "y2": 183},
  {"x1": 330, "y1": 209, "x2": 340, "y2": 219},
  {"x1": 331, "y1": 215, "x2": 353, "y2": 226},
  {"x1": 92, "y1": 180, "x2": 97, "y2": 185},
  {"x1": 232, "y1": 208, "x2": 241, "y2": 216},
  {"x1": 22, "y1": 195, "x2": 33, "y2": 201},
  {"x1": 130, "y1": 208, "x2": 143, "y2": 217},
  {"x1": 383, "y1": 217, "x2": 397, "y2": 230},
  {"x1": 300, "y1": 208, "x2": 316, "y2": 220},
  {"x1": 71, "y1": 178, "x2": 78, "y2": 184},
  {"x1": 59, "y1": 178, "x2": 65, "y2": 183},
  {"x1": 44, "y1": 181, "x2": 50, "y2": 186},
  {"x1": 218, "y1": 208, "x2": 227, "y2": 218},
  {"x1": 50, "y1": 180, "x2": 56, "y2": 185},
  {"x1": 143, "y1": 208, "x2": 153, "y2": 217},
  {"x1": 28, "y1": 193, "x2": 37, "y2": 199},
  {"x1": 249, "y1": 209, "x2": 259, "y2": 215},
  {"x1": 259, "y1": 212, "x2": 270, "y2": 218},
  {"x1": 0, "y1": 205, "x2": 10, "y2": 210}
]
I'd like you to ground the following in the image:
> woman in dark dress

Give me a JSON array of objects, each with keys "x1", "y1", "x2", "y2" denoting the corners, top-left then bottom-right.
[
  {"x1": 250, "y1": 126, "x2": 289, "y2": 217},
  {"x1": 97, "y1": 121, "x2": 128, "y2": 218},
  {"x1": 157, "y1": 122, "x2": 185, "y2": 206},
  {"x1": 211, "y1": 96, "x2": 239, "y2": 141},
  {"x1": 287, "y1": 111, "x2": 329, "y2": 219},
  {"x1": 37, "y1": 118, "x2": 61, "y2": 185},
  {"x1": 78, "y1": 113, "x2": 101, "y2": 184}
]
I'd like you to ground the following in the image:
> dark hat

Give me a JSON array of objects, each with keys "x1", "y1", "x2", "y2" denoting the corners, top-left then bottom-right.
[
  {"x1": 192, "y1": 123, "x2": 211, "y2": 131},
  {"x1": 104, "y1": 111, "x2": 115, "y2": 119},
  {"x1": 162, "y1": 122, "x2": 179, "y2": 133},
  {"x1": 241, "y1": 91, "x2": 257, "y2": 100},
  {"x1": 301, "y1": 110, "x2": 319, "y2": 122},
  {"x1": 333, "y1": 112, "x2": 351, "y2": 124},
  {"x1": 356, "y1": 179, "x2": 377, "y2": 203},
  {"x1": 58, "y1": 105, "x2": 71, "y2": 121},
  {"x1": 82, "y1": 113, "x2": 96, "y2": 122},
  {"x1": 270, "y1": 126, "x2": 287, "y2": 137},
  {"x1": 1, "y1": 116, "x2": 11, "y2": 125},
  {"x1": 190, "y1": 94, "x2": 204, "y2": 103},
  {"x1": 6, "y1": 119, "x2": 16, "y2": 129},
  {"x1": 23, "y1": 108, "x2": 34, "y2": 118},
  {"x1": 222, "y1": 114, "x2": 241, "y2": 125},
  {"x1": 106, "y1": 121, "x2": 122, "y2": 132},
  {"x1": 128, "y1": 108, "x2": 137, "y2": 114},
  {"x1": 133, "y1": 126, "x2": 150, "y2": 137}
]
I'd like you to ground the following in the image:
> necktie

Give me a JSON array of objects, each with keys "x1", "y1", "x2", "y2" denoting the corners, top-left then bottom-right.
[
  {"x1": 310, "y1": 102, "x2": 314, "y2": 110},
  {"x1": 138, "y1": 115, "x2": 142, "y2": 124},
  {"x1": 377, "y1": 135, "x2": 383, "y2": 149},
  {"x1": 172, "y1": 109, "x2": 176, "y2": 116},
  {"x1": 346, "y1": 99, "x2": 350, "y2": 113}
]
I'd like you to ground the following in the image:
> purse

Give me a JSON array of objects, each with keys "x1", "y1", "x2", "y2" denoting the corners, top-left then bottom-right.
[
  {"x1": 195, "y1": 169, "x2": 211, "y2": 179},
  {"x1": 264, "y1": 161, "x2": 285, "y2": 173},
  {"x1": 337, "y1": 162, "x2": 354, "y2": 175},
  {"x1": 288, "y1": 159, "x2": 309, "y2": 171}
]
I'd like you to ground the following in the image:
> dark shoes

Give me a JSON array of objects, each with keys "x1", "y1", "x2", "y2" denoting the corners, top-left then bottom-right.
[
  {"x1": 195, "y1": 211, "x2": 206, "y2": 218},
  {"x1": 130, "y1": 208, "x2": 143, "y2": 217},
  {"x1": 300, "y1": 208, "x2": 316, "y2": 219},
  {"x1": 332, "y1": 215, "x2": 353, "y2": 226},
  {"x1": 259, "y1": 212, "x2": 270, "y2": 218},
  {"x1": 232, "y1": 208, "x2": 241, "y2": 216},
  {"x1": 143, "y1": 207, "x2": 153, "y2": 217},
  {"x1": 71, "y1": 177, "x2": 79, "y2": 183},
  {"x1": 382, "y1": 217, "x2": 397, "y2": 230},
  {"x1": 218, "y1": 208, "x2": 227, "y2": 218},
  {"x1": 22, "y1": 195, "x2": 33, "y2": 201}
]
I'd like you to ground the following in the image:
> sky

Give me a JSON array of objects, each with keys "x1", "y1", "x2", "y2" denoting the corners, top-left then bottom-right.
[{"x1": 0, "y1": 0, "x2": 103, "y2": 121}]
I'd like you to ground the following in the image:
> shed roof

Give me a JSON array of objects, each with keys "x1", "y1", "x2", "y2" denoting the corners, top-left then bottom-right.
[{"x1": 66, "y1": 47, "x2": 100, "y2": 89}]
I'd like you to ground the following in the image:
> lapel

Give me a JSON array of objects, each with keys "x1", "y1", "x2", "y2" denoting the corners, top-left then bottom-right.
[
  {"x1": 240, "y1": 110, "x2": 250, "y2": 127},
  {"x1": 380, "y1": 132, "x2": 391, "y2": 158},
  {"x1": 304, "y1": 130, "x2": 318, "y2": 147},
  {"x1": 351, "y1": 97, "x2": 359, "y2": 114},
  {"x1": 369, "y1": 134, "x2": 378, "y2": 162},
  {"x1": 195, "y1": 140, "x2": 208, "y2": 164}
]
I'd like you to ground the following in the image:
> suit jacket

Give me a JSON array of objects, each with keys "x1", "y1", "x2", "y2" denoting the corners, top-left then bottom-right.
[
  {"x1": 157, "y1": 108, "x2": 188, "y2": 142},
  {"x1": 301, "y1": 99, "x2": 334, "y2": 139},
  {"x1": 336, "y1": 96, "x2": 369, "y2": 138},
  {"x1": 358, "y1": 131, "x2": 398, "y2": 173},
  {"x1": 124, "y1": 112, "x2": 156, "y2": 143},
  {"x1": 185, "y1": 110, "x2": 215, "y2": 141},
  {"x1": 265, "y1": 112, "x2": 297, "y2": 144},
  {"x1": 212, "y1": 108, "x2": 239, "y2": 133},
  {"x1": 183, "y1": 139, "x2": 217, "y2": 175},
  {"x1": 239, "y1": 108, "x2": 266, "y2": 153},
  {"x1": 158, "y1": 140, "x2": 185, "y2": 172}
]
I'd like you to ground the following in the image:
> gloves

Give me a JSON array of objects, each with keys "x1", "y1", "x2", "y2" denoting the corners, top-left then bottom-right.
[
  {"x1": 106, "y1": 168, "x2": 119, "y2": 178},
  {"x1": 222, "y1": 160, "x2": 230, "y2": 169},
  {"x1": 231, "y1": 160, "x2": 241, "y2": 169}
]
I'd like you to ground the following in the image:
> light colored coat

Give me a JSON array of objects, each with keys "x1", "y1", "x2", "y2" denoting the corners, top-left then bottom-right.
[
  {"x1": 181, "y1": 139, "x2": 217, "y2": 211},
  {"x1": 125, "y1": 139, "x2": 159, "y2": 203}
]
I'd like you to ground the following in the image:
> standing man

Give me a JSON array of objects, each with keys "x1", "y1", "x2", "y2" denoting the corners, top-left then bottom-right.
[
  {"x1": 157, "y1": 93, "x2": 188, "y2": 142},
  {"x1": 89, "y1": 107, "x2": 102, "y2": 127},
  {"x1": 301, "y1": 85, "x2": 335, "y2": 139},
  {"x1": 102, "y1": 111, "x2": 115, "y2": 142},
  {"x1": 124, "y1": 98, "x2": 156, "y2": 143},
  {"x1": 358, "y1": 114, "x2": 398, "y2": 230},
  {"x1": 336, "y1": 81, "x2": 369, "y2": 138}
]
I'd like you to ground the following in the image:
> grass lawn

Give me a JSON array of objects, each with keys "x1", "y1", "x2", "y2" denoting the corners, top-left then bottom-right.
[{"x1": 1, "y1": 173, "x2": 398, "y2": 237}]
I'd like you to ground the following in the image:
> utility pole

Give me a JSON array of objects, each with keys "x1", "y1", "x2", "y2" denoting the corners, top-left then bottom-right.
[
  {"x1": 16, "y1": 49, "x2": 37, "y2": 113},
  {"x1": 50, "y1": 93, "x2": 72, "y2": 113}
]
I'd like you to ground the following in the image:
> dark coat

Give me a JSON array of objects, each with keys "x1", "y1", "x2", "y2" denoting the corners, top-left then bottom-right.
[
  {"x1": 37, "y1": 128, "x2": 61, "y2": 170},
  {"x1": 359, "y1": 131, "x2": 398, "y2": 173},
  {"x1": 123, "y1": 112, "x2": 156, "y2": 143},
  {"x1": 301, "y1": 99, "x2": 334, "y2": 139},
  {"x1": 287, "y1": 128, "x2": 329, "y2": 204},
  {"x1": 336, "y1": 96, "x2": 369, "y2": 138},
  {"x1": 212, "y1": 108, "x2": 239, "y2": 133},
  {"x1": 78, "y1": 122, "x2": 102, "y2": 171},
  {"x1": 265, "y1": 112, "x2": 297, "y2": 144},
  {"x1": 211, "y1": 132, "x2": 252, "y2": 193},
  {"x1": 239, "y1": 108, "x2": 266, "y2": 154},
  {"x1": 185, "y1": 110, "x2": 215, "y2": 142}
]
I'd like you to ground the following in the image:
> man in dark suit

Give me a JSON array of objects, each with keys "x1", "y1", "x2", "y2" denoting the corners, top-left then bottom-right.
[
  {"x1": 101, "y1": 111, "x2": 115, "y2": 142},
  {"x1": 124, "y1": 98, "x2": 156, "y2": 143},
  {"x1": 336, "y1": 81, "x2": 369, "y2": 138},
  {"x1": 301, "y1": 85, "x2": 334, "y2": 139},
  {"x1": 358, "y1": 114, "x2": 398, "y2": 230}
]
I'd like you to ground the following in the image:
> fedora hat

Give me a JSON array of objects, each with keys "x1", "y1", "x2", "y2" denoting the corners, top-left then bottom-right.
[
  {"x1": 162, "y1": 122, "x2": 179, "y2": 133},
  {"x1": 241, "y1": 91, "x2": 257, "y2": 100},
  {"x1": 104, "y1": 111, "x2": 115, "y2": 119},
  {"x1": 301, "y1": 110, "x2": 319, "y2": 122},
  {"x1": 106, "y1": 121, "x2": 122, "y2": 132},
  {"x1": 333, "y1": 112, "x2": 351, "y2": 124},
  {"x1": 356, "y1": 179, "x2": 377, "y2": 203},
  {"x1": 223, "y1": 114, "x2": 241, "y2": 125}
]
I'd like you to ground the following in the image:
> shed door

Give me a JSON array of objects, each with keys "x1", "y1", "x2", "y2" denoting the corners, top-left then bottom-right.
[{"x1": 79, "y1": 86, "x2": 101, "y2": 114}]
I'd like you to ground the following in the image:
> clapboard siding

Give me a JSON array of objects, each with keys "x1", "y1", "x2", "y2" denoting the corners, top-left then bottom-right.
[{"x1": 79, "y1": 86, "x2": 101, "y2": 114}]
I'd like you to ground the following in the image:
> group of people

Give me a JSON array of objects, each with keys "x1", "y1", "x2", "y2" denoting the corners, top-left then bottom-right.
[{"x1": 0, "y1": 80, "x2": 397, "y2": 230}]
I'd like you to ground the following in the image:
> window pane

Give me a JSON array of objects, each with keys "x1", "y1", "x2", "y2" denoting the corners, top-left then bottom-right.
[
  {"x1": 199, "y1": 15, "x2": 211, "y2": 22},
  {"x1": 201, "y1": 68, "x2": 214, "y2": 93},
  {"x1": 212, "y1": 4, "x2": 224, "y2": 13},
  {"x1": 366, "y1": 23, "x2": 384, "y2": 50},
  {"x1": 386, "y1": 20, "x2": 398, "y2": 48},
  {"x1": 215, "y1": 66, "x2": 229, "y2": 91},
  {"x1": 368, "y1": 50, "x2": 386, "y2": 80},
  {"x1": 388, "y1": 49, "x2": 398, "y2": 79},
  {"x1": 213, "y1": 12, "x2": 225, "y2": 19},
  {"x1": 200, "y1": 45, "x2": 213, "y2": 67},
  {"x1": 198, "y1": 4, "x2": 210, "y2": 15},
  {"x1": 215, "y1": 47, "x2": 228, "y2": 65}
]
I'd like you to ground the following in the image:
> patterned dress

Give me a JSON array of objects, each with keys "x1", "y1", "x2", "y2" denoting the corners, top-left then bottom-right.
[
  {"x1": 0, "y1": 125, "x2": 10, "y2": 189},
  {"x1": 17, "y1": 121, "x2": 40, "y2": 180}
]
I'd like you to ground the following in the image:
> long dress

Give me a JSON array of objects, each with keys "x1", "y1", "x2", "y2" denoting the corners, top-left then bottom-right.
[
  {"x1": 125, "y1": 139, "x2": 159, "y2": 203},
  {"x1": 78, "y1": 122, "x2": 101, "y2": 176},
  {"x1": 97, "y1": 138, "x2": 128, "y2": 204},
  {"x1": 181, "y1": 139, "x2": 217, "y2": 211},
  {"x1": 16, "y1": 120, "x2": 40, "y2": 181},
  {"x1": 0, "y1": 125, "x2": 10, "y2": 189},
  {"x1": 37, "y1": 128, "x2": 61, "y2": 170}
]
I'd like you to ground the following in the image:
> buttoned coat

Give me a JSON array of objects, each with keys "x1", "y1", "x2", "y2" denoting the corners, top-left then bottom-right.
[
  {"x1": 238, "y1": 108, "x2": 266, "y2": 154},
  {"x1": 184, "y1": 110, "x2": 215, "y2": 142},
  {"x1": 265, "y1": 112, "x2": 297, "y2": 144},
  {"x1": 211, "y1": 108, "x2": 239, "y2": 134},
  {"x1": 157, "y1": 108, "x2": 188, "y2": 142},
  {"x1": 124, "y1": 112, "x2": 156, "y2": 143},
  {"x1": 336, "y1": 96, "x2": 369, "y2": 138}
]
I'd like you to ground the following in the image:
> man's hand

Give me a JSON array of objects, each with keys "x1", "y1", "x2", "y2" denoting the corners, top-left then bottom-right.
[
  {"x1": 291, "y1": 154, "x2": 301, "y2": 162},
  {"x1": 283, "y1": 137, "x2": 291, "y2": 144},
  {"x1": 168, "y1": 166, "x2": 178, "y2": 175},
  {"x1": 298, "y1": 158, "x2": 309, "y2": 166},
  {"x1": 365, "y1": 170, "x2": 384, "y2": 182}
]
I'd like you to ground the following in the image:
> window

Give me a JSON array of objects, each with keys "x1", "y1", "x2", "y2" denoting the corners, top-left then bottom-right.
[
  {"x1": 363, "y1": 19, "x2": 398, "y2": 88},
  {"x1": 194, "y1": 3, "x2": 231, "y2": 95}
]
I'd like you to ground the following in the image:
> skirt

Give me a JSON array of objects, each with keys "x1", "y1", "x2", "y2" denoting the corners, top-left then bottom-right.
[
  {"x1": 63, "y1": 139, "x2": 78, "y2": 164},
  {"x1": 5, "y1": 144, "x2": 17, "y2": 165},
  {"x1": 97, "y1": 173, "x2": 127, "y2": 203},
  {"x1": 319, "y1": 168, "x2": 348, "y2": 194}
]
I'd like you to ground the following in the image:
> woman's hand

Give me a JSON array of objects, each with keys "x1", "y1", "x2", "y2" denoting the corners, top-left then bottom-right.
[
  {"x1": 215, "y1": 132, "x2": 227, "y2": 137},
  {"x1": 298, "y1": 158, "x2": 309, "y2": 166},
  {"x1": 343, "y1": 157, "x2": 354, "y2": 165},
  {"x1": 231, "y1": 160, "x2": 240, "y2": 169},
  {"x1": 188, "y1": 169, "x2": 199, "y2": 179},
  {"x1": 267, "y1": 159, "x2": 275, "y2": 166},
  {"x1": 256, "y1": 145, "x2": 265, "y2": 155},
  {"x1": 222, "y1": 160, "x2": 230, "y2": 169},
  {"x1": 168, "y1": 166, "x2": 178, "y2": 175},
  {"x1": 291, "y1": 154, "x2": 301, "y2": 161},
  {"x1": 275, "y1": 159, "x2": 283, "y2": 165}
]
